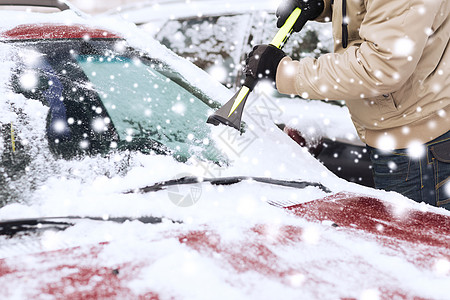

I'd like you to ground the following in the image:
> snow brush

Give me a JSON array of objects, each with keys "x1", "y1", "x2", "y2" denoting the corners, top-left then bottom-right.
[{"x1": 206, "y1": 7, "x2": 304, "y2": 131}]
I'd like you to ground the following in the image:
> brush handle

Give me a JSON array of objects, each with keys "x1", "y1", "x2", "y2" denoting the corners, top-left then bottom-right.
[
  {"x1": 243, "y1": 7, "x2": 302, "y2": 92},
  {"x1": 270, "y1": 7, "x2": 302, "y2": 49},
  {"x1": 243, "y1": 76, "x2": 257, "y2": 91},
  {"x1": 207, "y1": 8, "x2": 304, "y2": 130}
]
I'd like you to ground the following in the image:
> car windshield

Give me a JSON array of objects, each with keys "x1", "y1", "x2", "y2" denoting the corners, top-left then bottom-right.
[
  {"x1": 10, "y1": 39, "x2": 225, "y2": 164},
  {"x1": 77, "y1": 54, "x2": 221, "y2": 162}
]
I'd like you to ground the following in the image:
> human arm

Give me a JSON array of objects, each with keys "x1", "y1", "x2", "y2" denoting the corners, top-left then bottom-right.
[{"x1": 276, "y1": 0, "x2": 444, "y2": 101}]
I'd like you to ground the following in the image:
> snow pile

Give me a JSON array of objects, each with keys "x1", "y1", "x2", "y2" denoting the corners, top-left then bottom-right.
[{"x1": 276, "y1": 97, "x2": 360, "y2": 145}]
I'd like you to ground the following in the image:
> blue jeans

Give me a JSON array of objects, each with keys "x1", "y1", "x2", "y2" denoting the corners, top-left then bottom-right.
[{"x1": 367, "y1": 130, "x2": 450, "y2": 210}]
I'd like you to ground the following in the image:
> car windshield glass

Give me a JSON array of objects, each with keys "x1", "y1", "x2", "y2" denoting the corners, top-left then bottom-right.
[
  {"x1": 10, "y1": 39, "x2": 225, "y2": 164},
  {"x1": 77, "y1": 54, "x2": 222, "y2": 162}
]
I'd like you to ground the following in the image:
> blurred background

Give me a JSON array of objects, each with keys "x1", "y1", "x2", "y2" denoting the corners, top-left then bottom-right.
[{"x1": 71, "y1": 0, "x2": 141, "y2": 14}]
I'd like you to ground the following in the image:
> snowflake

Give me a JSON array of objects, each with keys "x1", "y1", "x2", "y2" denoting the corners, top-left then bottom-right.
[
  {"x1": 92, "y1": 118, "x2": 107, "y2": 133},
  {"x1": 444, "y1": 181, "x2": 450, "y2": 198},
  {"x1": 52, "y1": 120, "x2": 67, "y2": 133},
  {"x1": 407, "y1": 141, "x2": 425, "y2": 159},
  {"x1": 360, "y1": 289, "x2": 380, "y2": 300},
  {"x1": 434, "y1": 258, "x2": 450, "y2": 276},
  {"x1": 19, "y1": 71, "x2": 38, "y2": 90},
  {"x1": 302, "y1": 226, "x2": 320, "y2": 245},
  {"x1": 393, "y1": 37, "x2": 415, "y2": 57},
  {"x1": 376, "y1": 135, "x2": 396, "y2": 151}
]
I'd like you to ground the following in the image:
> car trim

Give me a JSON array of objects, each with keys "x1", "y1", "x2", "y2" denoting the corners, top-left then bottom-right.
[
  {"x1": 128, "y1": 175, "x2": 331, "y2": 194},
  {"x1": 0, "y1": 216, "x2": 177, "y2": 237}
]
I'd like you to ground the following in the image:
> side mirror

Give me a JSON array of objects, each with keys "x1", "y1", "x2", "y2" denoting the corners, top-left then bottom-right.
[{"x1": 283, "y1": 125, "x2": 324, "y2": 158}]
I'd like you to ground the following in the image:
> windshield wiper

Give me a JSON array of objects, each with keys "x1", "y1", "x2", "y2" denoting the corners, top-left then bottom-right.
[
  {"x1": 128, "y1": 176, "x2": 331, "y2": 194},
  {"x1": 0, "y1": 215, "x2": 178, "y2": 237},
  {"x1": 1, "y1": 178, "x2": 330, "y2": 237}
]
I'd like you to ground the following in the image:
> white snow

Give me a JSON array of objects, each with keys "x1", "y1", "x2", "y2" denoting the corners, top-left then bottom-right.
[{"x1": 0, "y1": 7, "x2": 449, "y2": 300}]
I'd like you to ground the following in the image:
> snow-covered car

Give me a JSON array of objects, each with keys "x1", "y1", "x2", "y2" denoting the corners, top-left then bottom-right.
[
  {"x1": 0, "y1": 2, "x2": 449, "y2": 300},
  {"x1": 106, "y1": 0, "x2": 374, "y2": 188}
]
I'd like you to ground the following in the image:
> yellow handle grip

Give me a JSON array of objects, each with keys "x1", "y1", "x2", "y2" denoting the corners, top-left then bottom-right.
[{"x1": 270, "y1": 7, "x2": 302, "y2": 49}]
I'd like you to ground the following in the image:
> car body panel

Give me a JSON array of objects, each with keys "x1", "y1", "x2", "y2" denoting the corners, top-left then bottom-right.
[
  {"x1": 0, "y1": 24, "x2": 122, "y2": 40},
  {"x1": 0, "y1": 193, "x2": 449, "y2": 299}
]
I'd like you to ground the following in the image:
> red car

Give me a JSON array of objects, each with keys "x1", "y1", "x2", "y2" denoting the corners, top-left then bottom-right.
[
  {"x1": 0, "y1": 1, "x2": 449, "y2": 300},
  {"x1": 1, "y1": 192, "x2": 449, "y2": 299}
]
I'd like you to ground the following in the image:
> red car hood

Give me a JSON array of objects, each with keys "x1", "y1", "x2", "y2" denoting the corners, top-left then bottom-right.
[{"x1": 0, "y1": 192, "x2": 449, "y2": 299}]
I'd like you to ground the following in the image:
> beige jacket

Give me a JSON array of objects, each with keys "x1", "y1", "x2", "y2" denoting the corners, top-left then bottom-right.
[{"x1": 276, "y1": 0, "x2": 450, "y2": 148}]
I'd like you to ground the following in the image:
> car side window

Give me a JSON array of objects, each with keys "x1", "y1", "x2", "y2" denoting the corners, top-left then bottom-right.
[
  {"x1": 10, "y1": 43, "x2": 118, "y2": 159},
  {"x1": 8, "y1": 40, "x2": 227, "y2": 165},
  {"x1": 77, "y1": 54, "x2": 225, "y2": 163}
]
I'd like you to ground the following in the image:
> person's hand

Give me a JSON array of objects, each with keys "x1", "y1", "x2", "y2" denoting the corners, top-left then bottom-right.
[
  {"x1": 244, "y1": 44, "x2": 286, "y2": 86},
  {"x1": 276, "y1": 0, "x2": 324, "y2": 32}
]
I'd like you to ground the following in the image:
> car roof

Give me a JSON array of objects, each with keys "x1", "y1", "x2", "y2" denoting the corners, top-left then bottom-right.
[
  {"x1": 0, "y1": 23, "x2": 122, "y2": 41},
  {"x1": 0, "y1": 1, "x2": 119, "y2": 41}
]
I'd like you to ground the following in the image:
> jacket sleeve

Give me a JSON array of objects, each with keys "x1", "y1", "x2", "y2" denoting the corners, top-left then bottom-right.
[
  {"x1": 276, "y1": 0, "x2": 442, "y2": 101},
  {"x1": 315, "y1": 0, "x2": 333, "y2": 22}
]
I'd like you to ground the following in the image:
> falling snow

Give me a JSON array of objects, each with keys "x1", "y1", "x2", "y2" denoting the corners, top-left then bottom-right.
[
  {"x1": 19, "y1": 71, "x2": 39, "y2": 90},
  {"x1": 393, "y1": 37, "x2": 415, "y2": 57},
  {"x1": 0, "y1": 1, "x2": 448, "y2": 300}
]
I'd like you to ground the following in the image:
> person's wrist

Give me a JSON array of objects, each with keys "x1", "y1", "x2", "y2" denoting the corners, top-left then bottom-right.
[{"x1": 266, "y1": 45, "x2": 286, "y2": 82}]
